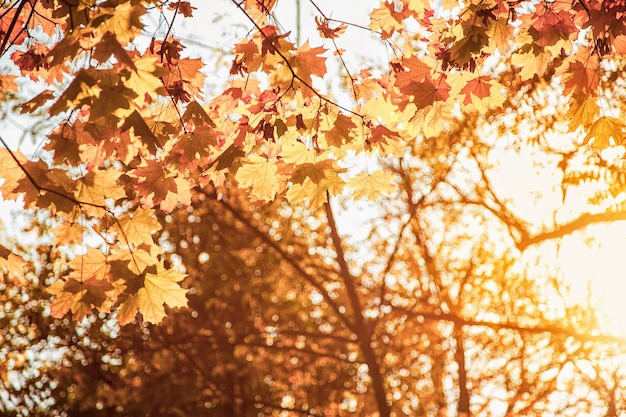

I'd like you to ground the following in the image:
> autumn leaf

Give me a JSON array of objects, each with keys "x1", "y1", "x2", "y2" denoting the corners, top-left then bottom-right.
[
  {"x1": 136, "y1": 264, "x2": 188, "y2": 324},
  {"x1": 51, "y1": 220, "x2": 85, "y2": 246},
  {"x1": 403, "y1": 77, "x2": 450, "y2": 110},
  {"x1": 168, "y1": 1, "x2": 196, "y2": 17},
  {"x1": 49, "y1": 70, "x2": 101, "y2": 116},
  {"x1": 236, "y1": 155, "x2": 282, "y2": 201},
  {"x1": 99, "y1": 2, "x2": 146, "y2": 45},
  {"x1": 584, "y1": 116, "x2": 625, "y2": 150},
  {"x1": 112, "y1": 208, "x2": 161, "y2": 247},
  {"x1": 75, "y1": 168, "x2": 126, "y2": 208},
  {"x1": 48, "y1": 276, "x2": 115, "y2": 320},
  {"x1": 281, "y1": 141, "x2": 317, "y2": 165},
  {"x1": 67, "y1": 247, "x2": 111, "y2": 282},
  {"x1": 320, "y1": 113, "x2": 356, "y2": 148},
  {"x1": 369, "y1": 1, "x2": 404, "y2": 38},
  {"x1": 459, "y1": 76, "x2": 504, "y2": 113},
  {"x1": 291, "y1": 42, "x2": 327, "y2": 85},
  {"x1": 131, "y1": 160, "x2": 193, "y2": 212},
  {"x1": 110, "y1": 244, "x2": 160, "y2": 275},
  {"x1": 122, "y1": 56, "x2": 168, "y2": 104},
  {"x1": 0, "y1": 244, "x2": 26, "y2": 279},
  {"x1": 566, "y1": 96, "x2": 599, "y2": 131},
  {"x1": 348, "y1": 169, "x2": 397, "y2": 201}
]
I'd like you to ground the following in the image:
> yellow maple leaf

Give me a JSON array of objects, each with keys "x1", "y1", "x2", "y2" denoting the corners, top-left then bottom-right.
[
  {"x1": 235, "y1": 155, "x2": 282, "y2": 201},
  {"x1": 566, "y1": 96, "x2": 599, "y2": 132},
  {"x1": 122, "y1": 56, "x2": 168, "y2": 106},
  {"x1": 51, "y1": 220, "x2": 84, "y2": 246},
  {"x1": 113, "y1": 208, "x2": 161, "y2": 247},
  {"x1": 281, "y1": 141, "x2": 317, "y2": 165},
  {"x1": 369, "y1": 2, "x2": 404, "y2": 39},
  {"x1": 136, "y1": 264, "x2": 188, "y2": 324},
  {"x1": 116, "y1": 293, "x2": 140, "y2": 325},
  {"x1": 0, "y1": 244, "x2": 26, "y2": 281},
  {"x1": 111, "y1": 244, "x2": 160, "y2": 275},
  {"x1": 348, "y1": 169, "x2": 397, "y2": 201},
  {"x1": 76, "y1": 167, "x2": 126, "y2": 207},
  {"x1": 100, "y1": 2, "x2": 145, "y2": 45},
  {"x1": 67, "y1": 246, "x2": 110, "y2": 281},
  {"x1": 584, "y1": 116, "x2": 624, "y2": 150},
  {"x1": 485, "y1": 18, "x2": 513, "y2": 54},
  {"x1": 285, "y1": 162, "x2": 328, "y2": 208}
]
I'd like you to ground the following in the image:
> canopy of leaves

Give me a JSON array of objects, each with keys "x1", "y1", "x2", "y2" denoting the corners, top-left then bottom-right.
[{"x1": 2, "y1": 0, "x2": 626, "y2": 416}]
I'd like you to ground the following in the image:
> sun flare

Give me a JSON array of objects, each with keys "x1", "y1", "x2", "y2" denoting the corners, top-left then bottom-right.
[{"x1": 552, "y1": 223, "x2": 626, "y2": 337}]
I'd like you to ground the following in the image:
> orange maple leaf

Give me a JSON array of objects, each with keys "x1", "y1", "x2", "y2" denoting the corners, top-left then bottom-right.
[
  {"x1": 131, "y1": 159, "x2": 193, "y2": 212},
  {"x1": 291, "y1": 42, "x2": 327, "y2": 85},
  {"x1": 369, "y1": 1, "x2": 404, "y2": 39}
]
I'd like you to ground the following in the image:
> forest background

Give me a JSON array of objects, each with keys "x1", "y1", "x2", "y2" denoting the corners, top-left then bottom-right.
[{"x1": 1, "y1": 0, "x2": 626, "y2": 416}]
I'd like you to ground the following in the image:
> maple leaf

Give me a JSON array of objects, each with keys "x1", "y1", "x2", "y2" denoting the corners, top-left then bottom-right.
[
  {"x1": 290, "y1": 42, "x2": 327, "y2": 85},
  {"x1": 49, "y1": 70, "x2": 101, "y2": 116},
  {"x1": 182, "y1": 100, "x2": 217, "y2": 128},
  {"x1": 370, "y1": 1, "x2": 404, "y2": 39},
  {"x1": 260, "y1": 25, "x2": 292, "y2": 56},
  {"x1": 368, "y1": 125, "x2": 402, "y2": 154},
  {"x1": 486, "y1": 18, "x2": 514, "y2": 54},
  {"x1": 281, "y1": 141, "x2": 317, "y2": 165},
  {"x1": 404, "y1": 76, "x2": 450, "y2": 110},
  {"x1": 168, "y1": 1, "x2": 196, "y2": 17},
  {"x1": 566, "y1": 96, "x2": 599, "y2": 131},
  {"x1": 170, "y1": 129, "x2": 218, "y2": 171},
  {"x1": 528, "y1": 7, "x2": 577, "y2": 48},
  {"x1": 110, "y1": 244, "x2": 160, "y2": 275},
  {"x1": 92, "y1": 31, "x2": 136, "y2": 69},
  {"x1": 348, "y1": 169, "x2": 397, "y2": 201},
  {"x1": 245, "y1": 0, "x2": 278, "y2": 15},
  {"x1": 120, "y1": 110, "x2": 162, "y2": 154},
  {"x1": 0, "y1": 244, "x2": 26, "y2": 280},
  {"x1": 319, "y1": 112, "x2": 356, "y2": 148},
  {"x1": 44, "y1": 123, "x2": 82, "y2": 165},
  {"x1": 90, "y1": 76, "x2": 136, "y2": 119},
  {"x1": 236, "y1": 155, "x2": 282, "y2": 201},
  {"x1": 0, "y1": 74, "x2": 19, "y2": 93},
  {"x1": 401, "y1": 0, "x2": 425, "y2": 17},
  {"x1": 51, "y1": 220, "x2": 85, "y2": 246},
  {"x1": 584, "y1": 116, "x2": 624, "y2": 150},
  {"x1": 449, "y1": 25, "x2": 489, "y2": 66},
  {"x1": 286, "y1": 167, "x2": 327, "y2": 208},
  {"x1": 48, "y1": 280, "x2": 86, "y2": 319},
  {"x1": 131, "y1": 159, "x2": 193, "y2": 212},
  {"x1": 136, "y1": 264, "x2": 188, "y2": 324},
  {"x1": 75, "y1": 168, "x2": 126, "y2": 208},
  {"x1": 315, "y1": 16, "x2": 347, "y2": 39},
  {"x1": 0, "y1": 149, "x2": 27, "y2": 199},
  {"x1": 48, "y1": 276, "x2": 115, "y2": 320},
  {"x1": 122, "y1": 56, "x2": 168, "y2": 105},
  {"x1": 285, "y1": 159, "x2": 343, "y2": 208},
  {"x1": 394, "y1": 55, "x2": 433, "y2": 91},
  {"x1": 116, "y1": 293, "x2": 141, "y2": 325},
  {"x1": 162, "y1": 57, "x2": 206, "y2": 99},
  {"x1": 99, "y1": 2, "x2": 146, "y2": 45},
  {"x1": 112, "y1": 208, "x2": 161, "y2": 247},
  {"x1": 560, "y1": 55, "x2": 599, "y2": 96},
  {"x1": 459, "y1": 76, "x2": 504, "y2": 113},
  {"x1": 67, "y1": 247, "x2": 111, "y2": 282}
]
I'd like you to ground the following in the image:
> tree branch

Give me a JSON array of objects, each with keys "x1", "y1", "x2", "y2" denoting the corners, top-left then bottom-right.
[
  {"x1": 518, "y1": 210, "x2": 626, "y2": 250},
  {"x1": 324, "y1": 195, "x2": 391, "y2": 417}
]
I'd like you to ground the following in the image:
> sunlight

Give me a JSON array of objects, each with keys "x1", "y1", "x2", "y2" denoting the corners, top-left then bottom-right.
[{"x1": 555, "y1": 223, "x2": 626, "y2": 337}]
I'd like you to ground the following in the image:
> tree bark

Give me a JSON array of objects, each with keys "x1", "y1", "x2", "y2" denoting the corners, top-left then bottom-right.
[{"x1": 325, "y1": 199, "x2": 391, "y2": 417}]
